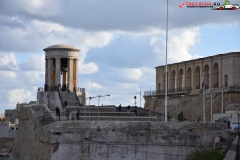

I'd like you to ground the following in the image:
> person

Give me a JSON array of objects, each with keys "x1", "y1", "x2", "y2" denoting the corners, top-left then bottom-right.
[
  {"x1": 68, "y1": 89, "x2": 70, "y2": 96},
  {"x1": 118, "y1": 104, "x2": 122, "y2": 112},
  {"x1": 77, "y1": 110, "x2": 80, "y2": 121},
  {"x1": 80, "y1": 103, "x2": 83, "y2": 106},
  {"x1": 134, "y1": 107, "x2": 137, "y2": 115},
  {"x1": 55, "y1": 107, "x2": 60, "y2": 116},
  {"x1": 64, "y1": 100, "x2": 68, "y2": 108},
  {"x1": 127, "y1": 105, "x2": 130, "y2": 112}
]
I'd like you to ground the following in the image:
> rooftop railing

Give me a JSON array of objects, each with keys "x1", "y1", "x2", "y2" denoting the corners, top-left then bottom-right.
[{"x1": 144, "y1": 86, "x2": 192, "y2": 96}]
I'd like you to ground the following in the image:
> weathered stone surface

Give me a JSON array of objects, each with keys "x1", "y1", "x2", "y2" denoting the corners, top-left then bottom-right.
[{"x1": 10, "y1": 104, "x2": 237, "y2": 160}]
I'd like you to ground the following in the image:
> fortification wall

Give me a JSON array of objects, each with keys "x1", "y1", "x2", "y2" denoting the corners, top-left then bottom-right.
[
  {"x1": 10, "y1": 104, "x2": 55, "y2": 160},
  {"x1": 144, "y1": 88, "x2": 240, "y2": 121},
  {"x1": 11, "y1": 104, "x2": 236, "y2": 160}
]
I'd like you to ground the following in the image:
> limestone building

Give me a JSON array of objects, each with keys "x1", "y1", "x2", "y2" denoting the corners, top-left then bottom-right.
[{"x1": 144, "y1": 52, "x2": 240, "y2": 121}]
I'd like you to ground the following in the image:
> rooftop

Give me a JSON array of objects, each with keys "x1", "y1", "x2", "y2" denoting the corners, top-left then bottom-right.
[{"x1": 43, "y1": 44, "x2": 80, "y2": 52}]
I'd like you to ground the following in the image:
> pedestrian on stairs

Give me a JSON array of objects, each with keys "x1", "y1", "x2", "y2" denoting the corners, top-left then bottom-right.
[
  {"x1": 118, "y1": 104, "x2": 122, "y2": 112},
  {"x1": 127, "y1": 105, "x2": 130, "y2": 112},
  {"x1": 68, "y1": 89, "x2": 70, "y2": 96},
  {"x1": 77, "y1": 110, "x2": 80, "y2": 121},
  {"x1": 56, "y1": 107, "x2": 60, "y2": 116},
  {"x1": 64, "y1": 100, "x2": 68, "y2": 108}
]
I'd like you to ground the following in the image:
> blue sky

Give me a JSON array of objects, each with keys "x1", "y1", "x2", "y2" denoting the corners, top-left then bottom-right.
[{"x1": 0, "y1": 0, "x2": 240, "y2": 114}]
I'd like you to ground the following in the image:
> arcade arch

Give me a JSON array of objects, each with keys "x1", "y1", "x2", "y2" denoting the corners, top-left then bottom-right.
[
  {"x1": 194, "y1": 66, "x2": 200, "y2": 89},
  {"x1": 178, "y1": 69, "x2": 184, "y2": 88},
  {"x1": 212, "y1": 63, "x2": 219, "y2": 88},
  {"x1": 186, "y1": 67, "x2": 191, "y2": 88},
  {"x1": 171, "y1": 70, "x2": 176, "y2": 89},
  {"x1": 204, "y1": 65, "x2": 209, "y2": 89}
]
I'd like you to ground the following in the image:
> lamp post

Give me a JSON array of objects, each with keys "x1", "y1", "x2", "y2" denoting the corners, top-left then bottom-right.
[
  {"x1": 150, "y1": 84, "x2": 155, "y2": 95},
  {"x1": 47, "y1": 95, "x2": 49, "y2": 109},
  {"x1": 89, "y1": 96, "x2": 96, "y2": 120},
  {"x1": 165, "y1": 0, "x2": 169, "y2": 122},
  {"x1": 85, "y1": 96, "x2": 96, "y2": 121},
  {"x1": 97, "y1": 94, "x2": 110, "y2": 121}
]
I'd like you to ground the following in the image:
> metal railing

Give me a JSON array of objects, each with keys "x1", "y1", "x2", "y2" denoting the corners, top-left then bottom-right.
[
  {"x1": 75, "y1": 87, "x2": 85, "y2": 93},
  {"x1": 73, "y1": 87, "x2": 80, "y2": 106},
  {"x1": 228, "y1": 86, "x2": 240, "y2": 92},
  {"x1": 37, "y1": 87, "x2": 44, "y2": 92},
  {"x1": 214, "y1": 82, "x2": 219, "y2": 88},
  {"x1": 144, "y1": 86, "x2": 192, "y2": 96},
  {"x1": 57, "y1": 89, "x2": 65, "y2": 110}
]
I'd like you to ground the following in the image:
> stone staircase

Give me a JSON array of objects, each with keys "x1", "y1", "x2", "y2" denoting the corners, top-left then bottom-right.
[
  {"x1": 65, "y1": 105, "x2": 159, "y2": 121},
  {"x1": 51, "y1": 111, "x2": 68, "y2": 121},
  {"x1": 60, "y1": 91, "x2": 78, "y2": 109}
]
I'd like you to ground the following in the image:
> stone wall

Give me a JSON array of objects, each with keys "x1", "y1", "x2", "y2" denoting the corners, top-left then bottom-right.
[
  {"x1": 144, "y1": 88, "x2": 240, "y2": 122},
  {"x1": 10, "y1": 104, "x2": 55, "y2": 160},
  {"x1": 11, "y1": 104, "x2": 236, "y2": 160},
  {"x1": 0, "y1": 123, "x2": 9, "y2": 138}
]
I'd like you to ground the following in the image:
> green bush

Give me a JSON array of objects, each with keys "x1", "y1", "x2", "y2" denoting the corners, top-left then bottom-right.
[{"x1": 186, "y1": 141, "x2": 232, "y2": 160}]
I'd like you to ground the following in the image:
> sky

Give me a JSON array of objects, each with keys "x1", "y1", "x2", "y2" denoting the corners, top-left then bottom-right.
[{"x1": 0, "y1": 0, "x2": 240, "y2": 114}]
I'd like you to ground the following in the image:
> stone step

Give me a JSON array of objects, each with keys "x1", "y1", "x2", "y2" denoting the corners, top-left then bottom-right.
[
  {"x1": 70, "y1": 112, "x2": 137, "y2": 117},
  {"x1": 70, "y1": 116, "x2": 158, "y2": 121}
]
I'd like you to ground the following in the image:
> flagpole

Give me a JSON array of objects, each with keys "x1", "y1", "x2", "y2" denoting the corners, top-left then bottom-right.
[
  {"x1": 203, "y1": 87, "x2": 205, "y2": 122},
  {"x1": 202, "y1": 72, "x2": 205, "y2": 122},
  {"x1": 164, "y1": 0, "x2": 169, "y2": 122}
]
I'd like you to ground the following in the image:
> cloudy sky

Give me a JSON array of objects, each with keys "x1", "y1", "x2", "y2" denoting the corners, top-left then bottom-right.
[{"x1": 0, "y1": 0, "x2": 240, "y2": 114}]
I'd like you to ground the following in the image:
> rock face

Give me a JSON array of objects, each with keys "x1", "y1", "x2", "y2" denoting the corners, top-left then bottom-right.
[{"x1": 11, "y1": 104, "x2": 236, "y2": 160}]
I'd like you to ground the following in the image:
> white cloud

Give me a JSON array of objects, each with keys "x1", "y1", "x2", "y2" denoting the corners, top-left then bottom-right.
[
  {"x1": 18, "y1": 0, "x2": 62, "y2": 16},
  {"x1": 7, "y1": 89, "x2": 33, "y2": 104},
  {"x1": 19, "y1": 54, "x2": 45, "y2": 71},
  {"x1": 0, "y1": 53, "x2": 19, "y2": 70},
  {"x1": 168, "y1": 27, "x2": 201, "y2": 62},
  {"x1": 123, "y1": 68, "x2": 143, "y2": 80},
  {"x1": 85, "y1": 81, "x2": 104, "y2": 90},
  {"x1": 79, "y1": 62, "x2": 98, "y2": 74},
  {"x1": 150, "y1": 27, "x2": 202, "y2": 63},
  {"x1": 0, "y1": 71, "x2": 17, "y2": 79}
]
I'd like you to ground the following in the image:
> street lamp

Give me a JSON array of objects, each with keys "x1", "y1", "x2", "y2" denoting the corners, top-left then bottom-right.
[
  {"x1": 97, "y1": 94, "x2": 110, "y2": 121},
  {"x1": 150, "y1": 84, "x2": 155, "y2": 95},
  {"x1": 85, "y1": 96, "x2": 97, "y2": 121}
]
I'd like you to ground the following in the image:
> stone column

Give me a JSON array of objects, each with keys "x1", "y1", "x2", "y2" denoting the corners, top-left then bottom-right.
[
  {"x1": 45, "y1": 59, "x2": 48, "y2": 85},
  {"x1": 55, "y1": 58, "x2": 61, "y2": 86},
  {"x1": 75, "y1": 59, "x2": 78, "y2": 90},
  {"x1": 47, "y1": 58, "x2": 53, "y2": 88},
  {"x1": 68, "y1": 58, "x2": 73, "y2": 91}
]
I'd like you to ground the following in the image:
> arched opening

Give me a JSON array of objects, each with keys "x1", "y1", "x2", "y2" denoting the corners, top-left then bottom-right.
[
  {"x1": 186, "y1": 67, "x2": 191, "y2": 88},
  {"x1": 171, "y1": 70, "x2": 176, "y2": 89},
  {"x1": 204, "y1": 65, "x2": 209, "y2": 89},
  {"x1": 178, "y1": 69, "x2": 184, "y2": 89},
  {"x1": 224, "y1": 75, "x2": 228, "y2": 87},
  {"x1": 195, "y1": 66, "x2": 200, "y2": 89},
  {"x1": 212, "y1": 63, "x2": 219, "y2": 88}
]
